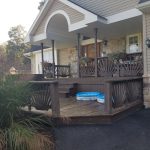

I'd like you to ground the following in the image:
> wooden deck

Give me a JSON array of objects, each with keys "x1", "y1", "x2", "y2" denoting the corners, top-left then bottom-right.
[
  {"x1": 27, "y1": 77, "x2": 144, "y2": 125},
  {"x1": 24, "y1": 96, "x2": 143, "y2": 125},
  {"x1": 59, "y1": 97, "x2": 104, "y2": 117},
  {"x1": 26, "y1": 97, "x2": 104, "y2": 117}
]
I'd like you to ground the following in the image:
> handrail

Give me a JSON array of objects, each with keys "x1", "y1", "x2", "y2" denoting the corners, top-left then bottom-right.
[
  {"x1": 43, "y1": 63, "x2": 71, "y2": 78},
  {"x1": 104, "y1": 77, "x2": 143, "y2": 114}
]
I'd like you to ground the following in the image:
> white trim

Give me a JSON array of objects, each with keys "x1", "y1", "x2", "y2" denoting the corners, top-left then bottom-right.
[
  {"x1": 69, "y1": 21, "x2": 87, "y2": 31},
  {"x1": 106, "y1": 9, "x2": 142, "y2": 24},
  {"x1": 44, "y1": 0, "x2": 99, "y2": 33},
  {"x1": 25, "y1": 0, "x2": 54, "y2": 43},
  {"x1": 26, "y1": 0, "x2": 99, "y2": 43},
  {"x1": 45, "y1": 10, "x2": 71, "y2": 33},
  {"x1": 60, "y1": 0, "x2": 99, "y2": 23},
  {"x1": 126, "y1": 33, "x2": 142, "y2": 54},
  {"x1": 32, "y1": 33, "x2": 47, "y2": 42},
  {"x1": 25, "y1": 48, "x2": 59, "y2": 57},
  {"x1": 138, "y1": 1, "x2": 150, "y2": 10},
  {"x1": 81, "y1": 38, "x2": 102, "y2": 46},
  {"x1": 33, "y1": 48, "x2": 53, "y2": 55}
]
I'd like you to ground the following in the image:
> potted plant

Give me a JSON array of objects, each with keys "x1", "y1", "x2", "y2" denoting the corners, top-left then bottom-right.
[{"x1": 80, "y1": 57, "x2": 94, "y2": 66}]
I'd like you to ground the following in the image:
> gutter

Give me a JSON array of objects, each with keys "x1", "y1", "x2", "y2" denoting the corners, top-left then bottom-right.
[{"x1": 138, "y1": 0, "x2": 150, "y2": 10}]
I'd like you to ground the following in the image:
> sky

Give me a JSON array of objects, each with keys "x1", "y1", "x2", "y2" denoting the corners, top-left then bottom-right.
[{"x1": 0, "y1": 0, "x2": 40, "y2": 44}]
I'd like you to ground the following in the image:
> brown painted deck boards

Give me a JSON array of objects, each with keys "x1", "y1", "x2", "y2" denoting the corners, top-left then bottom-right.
[
  {"x1": 24, "y1": 97, "x2": 105, "y2": 118},
  {"x1": 59, "y1": 97, "x2": 104, "y2": 117}
]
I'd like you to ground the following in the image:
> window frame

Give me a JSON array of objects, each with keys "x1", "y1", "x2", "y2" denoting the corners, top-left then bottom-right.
[{"x1": 126, "y1": 33, "x2": 142, "y2": 54}]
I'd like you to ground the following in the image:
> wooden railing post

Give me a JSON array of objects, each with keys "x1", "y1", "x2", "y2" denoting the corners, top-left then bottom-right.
[
  {"x1": 41, "y1": 43, "x2": 44, "y2": 75},
  {"x1": 69, "y1": 65, "x2": 71, "y2": 77},
  {"x1": 51, "y1": 81, "x2": 60, "y2": 117},
  {"x1": 94, "y1": 28, "x2": 98, "y2": 77},
  {"x1": 105, "y1": 82, "x2": 112, "y2": 114},
  {"x1": 77, "y1": 33, "x2": 81, "y2": 78}
]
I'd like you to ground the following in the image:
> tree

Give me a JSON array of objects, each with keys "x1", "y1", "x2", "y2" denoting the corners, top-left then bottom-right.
[
  {"x1": 6, "y1": 25, "x2": 31, "y2": 72},
  {"x1": 0, "y1": 44, "x2": 7, "y2": 77},
  {"x1": 38, "y1": 0, "x2": 46, "y2": 10}
]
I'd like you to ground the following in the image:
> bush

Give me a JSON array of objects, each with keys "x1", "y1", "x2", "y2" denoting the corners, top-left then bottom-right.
[{"x1": 0, "y1": 76, "x2": 54, "y2": 150}]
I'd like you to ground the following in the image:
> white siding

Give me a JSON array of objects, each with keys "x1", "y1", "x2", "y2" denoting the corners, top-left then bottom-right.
[
  {"x1": 34, "y1": 0, "x2": 84, "y2": 35},
  {"x1": 32, "y1": 49, "x2": 57, "y2": 74}
]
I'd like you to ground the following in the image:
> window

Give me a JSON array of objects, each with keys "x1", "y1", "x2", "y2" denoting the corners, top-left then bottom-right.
[{"x1": 126, "y1": 33, "x2": 142, "y2": 54}]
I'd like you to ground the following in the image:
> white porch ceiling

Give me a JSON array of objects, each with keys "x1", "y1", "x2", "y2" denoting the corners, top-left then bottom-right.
[
  {"x1": 77, "y1": 16, "x2": 143, "y2": 40},
  {"x1": 68, "y1": 0, "x2": 139, "y2": 17},
  {"x1": 38, "y1": 15, "x2": 142, "y2": 49}
]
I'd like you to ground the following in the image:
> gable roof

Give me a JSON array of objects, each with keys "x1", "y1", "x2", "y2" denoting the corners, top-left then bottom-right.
[
  {"x1": 25, "y1": 0, "x2": 104, "y2": 43},
  {"x1": 26, "y1": 0, "x2": 142, "y2": 44},
  {"x1": 139, "y1": 0, "x2": 150, "y2": 3}
]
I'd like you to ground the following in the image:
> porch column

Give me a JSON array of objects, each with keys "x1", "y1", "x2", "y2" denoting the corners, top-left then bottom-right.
[
  {"x1": 77, "y1": 33, "x2": 81, "y2": 78},
  {"x1": 94, "y1": 28, "x2": 98, "y2": 77},
  {"x1": 51, "y1": 40, "x2": 55, "y2": 78},
  {"x1": 41, "y1": 43, "x2": 44, "y2": 75},
  {"x1": 143, "y1": 13, "x2": 150, "y2": 108}
]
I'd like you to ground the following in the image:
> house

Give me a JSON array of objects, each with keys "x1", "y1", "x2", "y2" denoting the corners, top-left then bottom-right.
[
  {"x1": 24, "y1": 45, "x2": 57, "y2": 74},
  {"x1": 25, "y1": 0, "x2": 150, "y2": 123}
]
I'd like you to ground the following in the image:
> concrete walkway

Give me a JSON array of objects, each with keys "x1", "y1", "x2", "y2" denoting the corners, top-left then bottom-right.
[{"x1": 55, "y1": 109, "x2": 150, "y2": 150}]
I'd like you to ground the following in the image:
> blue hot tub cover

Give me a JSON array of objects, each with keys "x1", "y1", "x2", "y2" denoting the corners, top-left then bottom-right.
[{"x1": 76, "y1": 92, "x2": 105, "y2": 103}]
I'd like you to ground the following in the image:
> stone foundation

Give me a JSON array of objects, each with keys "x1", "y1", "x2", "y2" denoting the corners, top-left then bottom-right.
[{"x1": 143, "y1": 76, "x2": 150, "y2": 108}]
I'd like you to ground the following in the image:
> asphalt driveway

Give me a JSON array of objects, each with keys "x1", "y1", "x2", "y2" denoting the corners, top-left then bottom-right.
[{"x1": 55, "y1": 109, "x2": 150, "y2": 150}]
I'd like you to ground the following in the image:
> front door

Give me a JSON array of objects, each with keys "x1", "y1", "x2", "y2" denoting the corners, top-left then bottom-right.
[{"x1": 81, "y1": 43, "x2": 101, "y2": 58}]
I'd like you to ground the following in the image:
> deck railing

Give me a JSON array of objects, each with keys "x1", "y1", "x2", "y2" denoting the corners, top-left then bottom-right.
[
  {"x1": 80, "y1": 61, "x2": 95, "y2": 77},
  {"x1": 27, "y1": 77, "x2": 143, "y2": 118},
  {"x1": 105, "y1": 77, "x2": 143, "y2": 114},
  {"x1": 29, "y1": 81, "x2": 60, "y2": 117},
  {"x1": 55, "y1": 65, "x2": 71, "y2": 77},
  {"x1": 43, "y1": 63, "x2": 71, "y2": 78},
  {"x1": 80, "y1": 52, "x2": 143, "y2": 77}
]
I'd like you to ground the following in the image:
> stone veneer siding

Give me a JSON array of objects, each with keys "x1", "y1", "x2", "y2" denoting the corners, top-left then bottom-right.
[
  {"x1": 57, "y1": 38, "x2": 126, "y2": 77},
  {"x1": 102, "y1": 37, "x2": 126, "y2": 54},
  {"x1": 143, "y1": 13, "x2": 150, "y2": 108},
  {"x1": 58, "y1": 48, "x2": 78, "y2": 77}
]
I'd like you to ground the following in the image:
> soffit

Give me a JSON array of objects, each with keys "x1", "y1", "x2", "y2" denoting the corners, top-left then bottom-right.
[{"x1": 69, "y1": 0, "x2": 139, "y2": 17}]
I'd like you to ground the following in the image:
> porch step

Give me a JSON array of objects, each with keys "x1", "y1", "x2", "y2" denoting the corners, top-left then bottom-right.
[{"x1": 58, "y1": 83, "x2": 78, "y2": 98}]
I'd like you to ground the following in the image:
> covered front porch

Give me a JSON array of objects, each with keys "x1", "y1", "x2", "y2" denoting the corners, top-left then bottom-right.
[
  {"x1": 25, "y1": 0, "x2": 144, "y2": 124},
  {"x1": 33, "y1": 11, "x2": 143, "y2": 79}
]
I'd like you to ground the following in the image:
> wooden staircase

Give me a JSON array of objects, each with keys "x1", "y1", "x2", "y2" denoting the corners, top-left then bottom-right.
[{"x1": 58, "y1": 83, "x2": 78, "y2": 98}]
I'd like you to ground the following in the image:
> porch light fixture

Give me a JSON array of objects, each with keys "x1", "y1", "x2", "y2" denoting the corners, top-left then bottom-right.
[
  {"x1": 146, "y1": 38, "x2": 150, "y2": 48},
  {"x1": 103, "y1": 40, "x2": 108, "y2": 46}
]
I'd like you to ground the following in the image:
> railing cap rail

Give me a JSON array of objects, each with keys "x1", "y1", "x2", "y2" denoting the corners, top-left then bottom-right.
[
  {"x1": 106, "y1": 77, "x2": 143, "y2": 83},
  {"x1": 29, "y1": 80, "x2": 58, "y2": 84}
]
